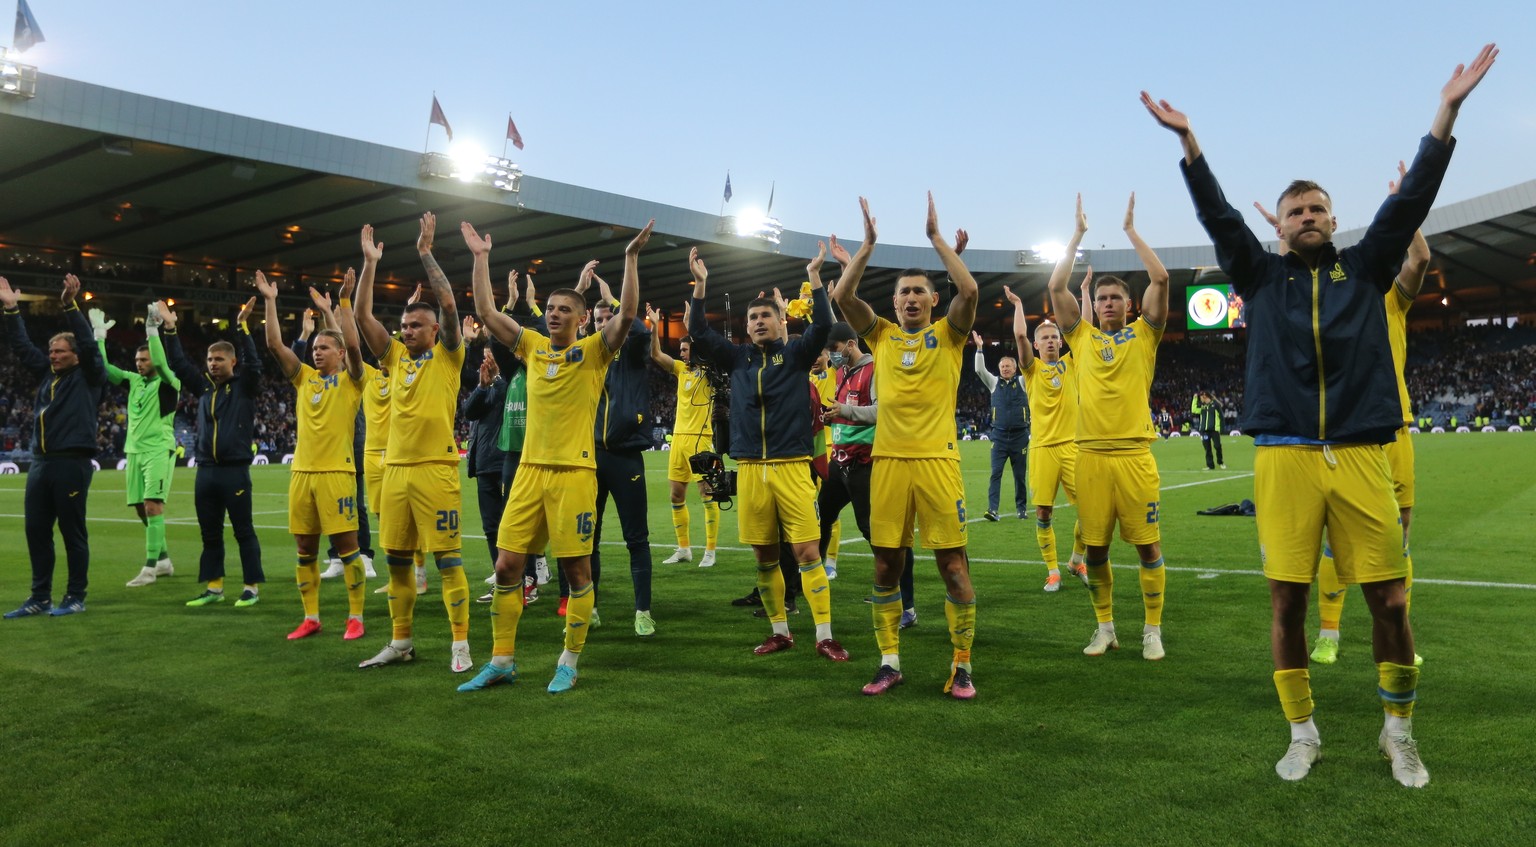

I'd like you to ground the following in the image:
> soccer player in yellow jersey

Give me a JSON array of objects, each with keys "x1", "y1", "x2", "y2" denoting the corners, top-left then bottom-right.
[
  {"x1": 1254, "y1": 169, "x2": 1432, "y2": 668},
  {"x1": 354, "y1": 216, "x2": 473, "y2": 673},
  {"x1": 1046, "y1": 194, "x2": 1171, "y2": 662},
  {"x1": 809, "y1": 349, "x2": 842, "y2": 577},
  {"x1": 651, "y1": 304, "x2": 720, "y2": 569},
  {"x1": 1005, "y1": 282, "x2": 1088, "y2": 593},
  {"x1": 458, "y1": 218, "x2": 650, "y2": 694},
  {"x1": 831, "y1": 195, "x2": 980, "y2": 700},
  {"x1": 257, "y1": 271, "x2": 369, "y2": 642}
]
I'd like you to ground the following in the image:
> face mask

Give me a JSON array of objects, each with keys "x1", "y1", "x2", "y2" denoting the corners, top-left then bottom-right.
[{"x1": 827, "y1": 353, "x2": 847, "y2": 368}]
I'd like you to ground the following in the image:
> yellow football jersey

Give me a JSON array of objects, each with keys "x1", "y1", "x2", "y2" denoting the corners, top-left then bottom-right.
[
  {"x1": 289, "y1": 363, "x2": 363, "y2": 473},
  {"x1": 1386, "y1": 286, "x2": 1413, "y2": 425},
  {"x1": 1022, "y1": 353, "x2": 1078, "y2": 448},
  {"x1": 516, "y1": 328, "x2": 616, "y2": 469},
  {"x1": 1063, "y1": 316, "x2": 1162, "y2": 449},
  {"x1": 361, "y1": 361, "x2": 392, "y2": 453},
  {"x1": 381, "y1": 337, "x2": 464, "y2": 466},
  {"x1": 671, "y1": 359, "x2": 714, "y2": 436},
  {"x1": 859, "y1": 315, "x2": 965, "y2": 459}
]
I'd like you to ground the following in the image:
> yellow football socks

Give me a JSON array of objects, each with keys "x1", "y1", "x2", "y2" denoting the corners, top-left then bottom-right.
[
  {"x1": 437, "y1": 554, "x2": 470, "y2": 641},
  {"x1": 296, "y1": 553, "x2": 320, "y2": 618},
  {"x1": 756, "y1": 559, "x2": 787, "y2": 629},
  {"x1": 490, "y1": 580, "x2": 523, "y2": 658},
  {"x1": 386, "y1": 555, "x2": 416, "y2": 640},
  {"x1": 565, "y1": 582, "x2": 595, "y2": 654},
  {"x1": 702, "y1": 500, "x2": 720, "y2": 551},
  {"x1": 1317, "y1": 548, "x2": 1345, "y2": 632},
  {"x1": 1036, "y1": 518, "x2": 1057, "y2": 572},
  {"x1": 827, "y1": 519, "x2": 842, "y2": 560},
  {"x1": 1086, "y1": 557, "x2": 1114, "y2": 623},
  {"x1": 1378, "y1": 662, "x2": 1419, "y2": 718},
  {"x1": 798, "y1": 561, "x2": 832, "y2": 626},
  {"x1": 339, "y1": 548, "x2": 365, "y2": 617},
  {"x1": 1274, "y1": 668, "x2": 1314, "y2": 723},
  {"x1": 671, "y1": 503, "x2": 690, "y2": 550},
  {"x1": 870, "y1": 583, "x2": 902, "y2": 657},
  {"x1": 1139, "y1": 556, "x2": 1165, "y2": 627}
]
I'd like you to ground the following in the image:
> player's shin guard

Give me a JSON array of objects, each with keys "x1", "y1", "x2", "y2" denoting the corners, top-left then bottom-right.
[
  {"x1": 702, "y1": 500, "x2": 719, "y2": 550},
  {"x1": 296, "y1": 554, "x2": 320, "y2": 617},
  {"x1": 565, "y1": 582, "x2": 595, "y2": 654},
  {"x1": 870, "y1": 584, "x2": 902, "y2": 656},
  {"x1": 339, "y1": 548, "x2": 365, "y2": 617},
  {"x1": 489, "y1": 580, "x2": 523, "y2": 658},
  {"x1": 1317, "y1": 547, "x2": 1345, "y2": 631},
  {"x1": 145, "y1": 514, "x2": 166, "y2": 567},
  {"x1": 386, "y1": 556, "x2": 417, "y2": 640},
  {"x1": 1086, "y1": 557, "x2": 1114, "y2": 622},
  {"x1": 827, "y1": 519, "x2": 842, "y2": 560},
  {"x1": 671, "y1": 503, "x2": 690, "y2": 550},
  {"x1": 1378, "y1": 662, "x2": 1419, "y2": 718},
  {"x1": 1274, "y1": 668, "x2": 1314, "y2": 723},
  {"x1": 798, "y1": 561, "x2": 832, "y2": 626},
  {"x1": 436, "y1": 554, "x2": 470, "y2": 641},
  {"x1": 1035, "y1": 518, "x2": 1057, "y2": 571},
  {"x1": 756, "y1": 559, "x2": 787, "y2": 626},
  {"x1": 1139, "y1": 556, "x2": 1165, "y2": 627}
]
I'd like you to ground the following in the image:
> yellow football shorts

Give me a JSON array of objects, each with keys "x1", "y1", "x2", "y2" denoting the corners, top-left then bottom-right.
[
  {"x1": 288, "y1": 470, "x2": 360, "y2": 537},
  {"x1": 363, "y1": 450, "x2": 385, "y2": 514},
  {"x1": 736, "y1": 459, "x2": 820, "y2": 546},
  {"x1": 379, "y1": 463, "x2": 464, "y2": 553},
  {"x1": 868, "y1": 457, "x2": 967, "y2": 551},
  {"x1": 667, "y1": 432, "x2": 711, "y2": 484},
  {"x1": 1075, "y1": 448, "x2": 1161, "y2": 546},
  {"x1": 1029, "y1": 442, "x2": 1078, "y2": 508},
  {"x1": 497, "y1": 464, "x2": 599, "y2": 559},
  {"x1": 1255, "y1": 444, "x2": 1404, "y2": 585},
  {"x1": 1383, "y1": 426, "x2": 1415, "y2": 509}
]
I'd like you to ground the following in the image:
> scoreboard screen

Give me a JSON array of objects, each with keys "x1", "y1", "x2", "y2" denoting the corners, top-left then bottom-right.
[{"x1": 1186, "y1": 284, "x2": 1245, "y2": 330}]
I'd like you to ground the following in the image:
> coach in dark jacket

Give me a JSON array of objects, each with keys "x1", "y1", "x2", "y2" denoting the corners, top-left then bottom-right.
[
  {"x1": 161, "y1": 299, "x2": 266, "y2": 596},
  {"x1": 2, "y1": 275, "x2": 106, "y2": 618},
  {"x1": 464, "y1": 340, "x2": 510, "y2": 571}
]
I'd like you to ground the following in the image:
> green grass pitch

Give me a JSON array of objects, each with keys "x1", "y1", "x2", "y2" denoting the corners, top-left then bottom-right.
[{"x1": 1, "y1": 435, "x2": 1533, "y2": 845}]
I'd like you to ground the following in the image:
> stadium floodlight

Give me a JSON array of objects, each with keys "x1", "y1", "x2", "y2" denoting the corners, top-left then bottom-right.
[
  {"x1": 718, "y1": 207, "x2": 783, "y2": 246},
  {"x1": 418, "y1": 145, "x2": 522, "y2": 194},
  {"x1": 1030, "y1": 242, "x2": 1070, "y2": 264},
  {"x1": 0, "y1": 55, "x2": 38, "y2": 100}
]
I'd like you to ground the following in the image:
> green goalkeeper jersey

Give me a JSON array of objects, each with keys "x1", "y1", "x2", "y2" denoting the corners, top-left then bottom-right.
[{"x1": 100, "y1": 334, "x2": 181, "y2": 454}]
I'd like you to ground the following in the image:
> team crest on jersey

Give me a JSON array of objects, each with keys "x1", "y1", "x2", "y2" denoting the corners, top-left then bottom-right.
[
  {"x1": 901, "y1": 351, "x2": 917, "y2": 368},
  {"x1": 404, "y1": 372, "x2": 416, "y2": 386},
  {"x1": 546, "y1": 362, "x2": 560, "y2": 378},
  {"x1": 311, "y1": 392, "x2": 323, "y2": 405},
  {"x1": 1329, "y1": 263, "x2": 1347, "y2": 283},
  {"x1": 771, "y1": 353, "x2": 784, "y2": 366},
  {"x1": 1050, "y1": 375, "x2": 1061, "y2": 388},
  {"x1": 1099, "y1": 347, "x2": 1115, "y2": 363}
]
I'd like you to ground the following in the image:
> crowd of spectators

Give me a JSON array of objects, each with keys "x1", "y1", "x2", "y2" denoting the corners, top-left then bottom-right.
[{"x1": 3, "y1": 310, "x2": 1532, "y2": 463}]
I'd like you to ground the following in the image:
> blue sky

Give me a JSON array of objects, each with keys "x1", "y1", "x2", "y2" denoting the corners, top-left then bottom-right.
[{"x1": 16, "y1": 0, "x2": 1532, "y2": 252}]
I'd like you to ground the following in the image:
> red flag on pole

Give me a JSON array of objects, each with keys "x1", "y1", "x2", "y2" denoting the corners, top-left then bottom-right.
[
  {"x1": 429, "y1": 96, "x2": 453, "y2": 142},
  {"x1": 506, "y1": 115, "x2": 524, "y2": 151}
]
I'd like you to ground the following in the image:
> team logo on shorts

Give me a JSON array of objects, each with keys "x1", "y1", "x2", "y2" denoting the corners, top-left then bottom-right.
[{"x1": 901, "y1": 351, "x2": 917, "y2": 367}]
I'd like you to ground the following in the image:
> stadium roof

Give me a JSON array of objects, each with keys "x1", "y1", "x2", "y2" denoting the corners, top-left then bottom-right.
[{"x1": 3, "y1": 74, "x2": 1533, "y2": 336}]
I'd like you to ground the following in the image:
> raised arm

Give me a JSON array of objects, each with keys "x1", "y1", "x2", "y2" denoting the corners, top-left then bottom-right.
[
  {"x1": 646, "y1": 304, "x2": 676, "y2": 370},
  {"x1": 604, "y1": 220, "x2": 651, "y2": 352},
  {"x1": 89, "y1": 307, "x2": 129, "y2": 385},
  {"x1": 1047, "y1": 195, "x2": 1088, "y2": 331},
  {"x1": 928, "y1": 193, "x2": 978, "y2": 333},
  {"x1": 1430, "y1": 43, "x2": 1497, "y2": 142},
  {"x1": 460, "y1": 221, "x2": 522, "y2": 349},
  {"x1": 141, "y1": 301, "x2": 178, "y2": 388},
  {"x1": 354, "y1": 225, "x2": 392, "y2": 358},
  {"x1": 971, "y1": 331, "x2": 998, "y2": 391},
  {"x1": 419, "y1": 212, "x2": 461, "y2": 350},
  {"x1": 0, "y1": 276, "x2": 50, "y2": 375},
  {"x1": 235, "y1": 296, "x2": 264, "y2": 391},
  {"x1": 307, "y1": 287, "x2": 341, "y2": 334},
  {"x1": 686, "y1": 250, "x2": 736, "y2": 369},
  {"x1": 334, "y1": 269, "x2": 364, "y2": 381},
  {"x1": 1140, "y1": 91, "x2": 1202, "y2": 164},
  {"x1": 1124, "y1": 193, "x2": 1170, "y2": 328},
  {"x1": 157, "y1": 302, "x2": 202, "y2": 390},
  {"x1": 828, "y1": 198, "x2": 879, "y2": 334},
  {"x1": 256, "y1": 271, "x2": 301, "y2": 379},
  {"x1": 1005, "y1": 285, "x2": 1033, "y2": 370},
  {"x1": 1384, "y1": 162, "x2": 1432, "y2": 298},
  {"x1": 61, "y1": 276, "x2": 106, "y2": 384}
]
